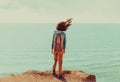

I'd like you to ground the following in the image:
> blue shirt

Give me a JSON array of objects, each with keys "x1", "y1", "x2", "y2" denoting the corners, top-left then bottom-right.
[{"x1": 51, "y1": 30, "x2": 66, "y2": 50}]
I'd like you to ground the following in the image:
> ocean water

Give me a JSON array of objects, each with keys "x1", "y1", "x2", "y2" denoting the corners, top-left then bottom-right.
[{"x1": 0, "y1": 23, "x2": 120, "y2": 82}]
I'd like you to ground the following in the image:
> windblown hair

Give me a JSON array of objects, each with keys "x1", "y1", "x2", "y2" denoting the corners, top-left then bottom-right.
[{"x1": 56, "y1": 18, "x2": 72, "y2": 31}]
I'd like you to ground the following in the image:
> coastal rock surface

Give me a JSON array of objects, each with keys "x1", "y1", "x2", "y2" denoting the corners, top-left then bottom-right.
[{"x1": 0, "y1": 70, "x2": 96, "y2": 82}]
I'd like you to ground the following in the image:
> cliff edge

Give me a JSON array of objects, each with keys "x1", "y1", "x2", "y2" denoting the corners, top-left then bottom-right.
[{"x1": 0, "y1": 70, "x2": 96, "y2": 82}]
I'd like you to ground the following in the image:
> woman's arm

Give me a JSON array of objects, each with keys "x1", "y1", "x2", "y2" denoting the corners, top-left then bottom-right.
[
  {"x1": 63, "y1": 33, "x2": 66, "y2": 50},
  {"x1": 51, "y1": 33, "x2": 55, "y2": 50}
]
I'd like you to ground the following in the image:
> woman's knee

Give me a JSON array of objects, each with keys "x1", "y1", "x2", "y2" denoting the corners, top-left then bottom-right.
[{"x1": 59, "y1": 59, "x2": 62, "y2": 64}]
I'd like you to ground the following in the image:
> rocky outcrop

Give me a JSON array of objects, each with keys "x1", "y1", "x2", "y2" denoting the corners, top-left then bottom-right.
[{"x1": 0, "y1": 70, "x2": 96, "y2": 82}]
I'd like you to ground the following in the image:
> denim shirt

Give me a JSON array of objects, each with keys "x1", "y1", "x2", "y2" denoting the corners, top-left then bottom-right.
[{"x1": 51, "y1": 30, "x2": 66, "y2": 50}]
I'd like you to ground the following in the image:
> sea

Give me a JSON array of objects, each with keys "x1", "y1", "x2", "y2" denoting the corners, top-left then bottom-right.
[{"x1": 0, "y1": 23, "x2": 120, "y2": 82}]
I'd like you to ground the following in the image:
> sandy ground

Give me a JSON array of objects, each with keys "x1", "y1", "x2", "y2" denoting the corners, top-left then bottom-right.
[{"x1": 0, "y1": 70, "x2": 96, "y2": 82}]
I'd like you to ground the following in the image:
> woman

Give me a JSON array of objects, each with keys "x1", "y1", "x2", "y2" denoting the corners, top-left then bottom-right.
[{"x1": 51, "y1": 18, "x2": 72, "y2": 78}]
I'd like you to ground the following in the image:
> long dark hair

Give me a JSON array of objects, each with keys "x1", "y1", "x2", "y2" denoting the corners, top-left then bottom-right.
[{"x1": 56, "y1": 18, "x2": 72, "y2": 31}]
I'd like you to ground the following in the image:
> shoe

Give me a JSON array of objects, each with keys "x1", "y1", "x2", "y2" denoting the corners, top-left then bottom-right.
[
  {"x1": 58, "y1": 74, "x2": 64, "y2": 78},
  {"x1": 52, "y1": 70, "x2": 56, "y2": 75}
]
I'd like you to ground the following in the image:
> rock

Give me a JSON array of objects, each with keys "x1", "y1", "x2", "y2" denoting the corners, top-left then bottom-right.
[{"x1": 0, "y1": 70, "x2": 96, "y2": 82}]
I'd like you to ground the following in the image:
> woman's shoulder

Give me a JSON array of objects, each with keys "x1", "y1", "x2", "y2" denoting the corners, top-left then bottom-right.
[
  {"x1": 63, "y1": 31, "x2": 66, "y2": 34},
  {"x1": 62, "y1": 31, "x2": 66, "y2": 37}
]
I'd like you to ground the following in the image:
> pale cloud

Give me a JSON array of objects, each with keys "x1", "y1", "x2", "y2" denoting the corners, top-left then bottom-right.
[
  {"x1": 0, "y1": 0, "x2": 120, "y2": 23},
  {"x1": 73, "y1": 0, "x2": 120, "y2": 23},
  {"x1": 0, "y1": 0, "x2": 10, "y2": 6},
  {"x1": 0, "y1": 0, "x2": 17, "y2": 9}
]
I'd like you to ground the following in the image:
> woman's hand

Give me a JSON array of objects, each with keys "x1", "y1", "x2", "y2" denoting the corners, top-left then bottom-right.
[
  {"x1": 62, "y1": 50, "x2": 65, "y2": 54},
  {"x1": 51, "y1": 50, "x2": 54, "y2": 54}
]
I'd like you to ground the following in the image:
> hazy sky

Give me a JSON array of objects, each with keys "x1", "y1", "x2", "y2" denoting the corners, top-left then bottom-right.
[{"x1": 0, "y1": 0, "x2": 120, "y2": 23}]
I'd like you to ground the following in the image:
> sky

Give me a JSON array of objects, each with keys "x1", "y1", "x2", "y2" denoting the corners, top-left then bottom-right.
[{"x1": 0, "y1": 0, "x2": 120, "y2": 23}]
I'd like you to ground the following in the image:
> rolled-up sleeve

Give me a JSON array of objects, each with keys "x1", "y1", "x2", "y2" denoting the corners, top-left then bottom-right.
[
  {"x1": 51, "y1": 34, "x2": 55, "y2": 50},
  {"x1": 63, "y1": 33, "x2": 66, "y2": 50}
]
